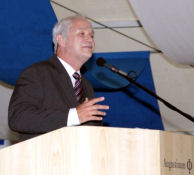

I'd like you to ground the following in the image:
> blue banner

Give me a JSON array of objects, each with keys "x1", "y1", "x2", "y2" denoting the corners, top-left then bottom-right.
[{"x1": 0, "y1": 0, "x2": 57, "y2": 85}]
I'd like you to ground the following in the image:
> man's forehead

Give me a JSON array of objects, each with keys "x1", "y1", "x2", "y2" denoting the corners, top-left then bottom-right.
[
  {"x1": 72, "y1": 21, "x2": 94, "y2": 33},
  {"x1": 72, "y1": 18, "x2": 91, "y2": 26},
  {"x1": 77, "y1": 27, "x2": 94, "y2": 32}
]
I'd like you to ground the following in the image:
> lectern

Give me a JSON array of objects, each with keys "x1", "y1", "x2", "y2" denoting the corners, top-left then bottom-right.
[{"x1": 0, "y1": 126, "x2": 193, "y2": 175}]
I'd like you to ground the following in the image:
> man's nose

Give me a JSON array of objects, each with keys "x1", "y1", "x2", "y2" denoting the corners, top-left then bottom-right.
[{"x1": 85, "y1": 35, "x2": 94, "y2": 42}]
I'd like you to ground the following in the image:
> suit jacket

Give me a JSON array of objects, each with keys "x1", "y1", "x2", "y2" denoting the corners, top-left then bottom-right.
[{"x1": 8, "y1": 55, "x2": 101, "y2": 141}]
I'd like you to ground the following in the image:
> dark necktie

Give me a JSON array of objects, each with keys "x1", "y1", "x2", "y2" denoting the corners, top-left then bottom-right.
[{"x1": 73, "y1": 72, "x2": 83, "y2": 103}]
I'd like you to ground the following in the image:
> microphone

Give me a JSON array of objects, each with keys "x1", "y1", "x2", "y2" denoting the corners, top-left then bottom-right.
[
  {"x1": 96, "y1": 57, "x2": 194, "y2": 123},
  {"x1": 96, "y1": 57, "x2": 106, "y2": 67},
  {"x1": 96, "y1": 57, "x2": 130, "y2": 78}
]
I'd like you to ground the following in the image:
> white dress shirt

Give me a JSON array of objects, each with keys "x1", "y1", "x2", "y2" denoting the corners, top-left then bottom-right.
[{"x1": 58, "y1": 57, "x2": 81, "y2": 126}]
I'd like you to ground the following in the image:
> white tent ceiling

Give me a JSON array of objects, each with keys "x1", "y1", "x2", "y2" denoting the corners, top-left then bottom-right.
[
  {"x1": 50, "y1": 0, "x2": 156, "y2": 53},
  {"x1": 130, "y1": 0, "x2": 194, "y2": 65}
]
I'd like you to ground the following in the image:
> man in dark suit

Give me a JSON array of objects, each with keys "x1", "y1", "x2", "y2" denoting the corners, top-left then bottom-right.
[{"x1": 8, "y1": 15, "x2": 109, "y2": 142}]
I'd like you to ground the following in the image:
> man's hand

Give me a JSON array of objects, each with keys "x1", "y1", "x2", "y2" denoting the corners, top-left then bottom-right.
[{"x1": 76, "y1": 97, "x2": 109, "y2": 124}]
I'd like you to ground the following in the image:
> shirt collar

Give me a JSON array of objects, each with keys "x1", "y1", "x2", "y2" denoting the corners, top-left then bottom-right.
[{"x1": 57, "y1": 56, "x2": 80, "y2": 76}]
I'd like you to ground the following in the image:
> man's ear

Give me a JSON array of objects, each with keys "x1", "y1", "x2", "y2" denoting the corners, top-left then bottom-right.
[{"x1": 56, "y1": 34, "x2": 66, "y2": 47}]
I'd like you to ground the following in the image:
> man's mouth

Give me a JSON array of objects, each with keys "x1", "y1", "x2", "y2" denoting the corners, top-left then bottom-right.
[{"x1": 82, "y1": 45, "x2": 93, "y2": 51}]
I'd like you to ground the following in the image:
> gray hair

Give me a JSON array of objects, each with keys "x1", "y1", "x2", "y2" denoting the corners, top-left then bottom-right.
[{"x1": 52, "y1": 15, "x2": 89, "y2": 51}]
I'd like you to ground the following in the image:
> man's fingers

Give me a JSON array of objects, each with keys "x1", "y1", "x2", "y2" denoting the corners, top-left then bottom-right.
[
  {"x1": 91, "y1": 104, "x2": 109, "y2": 110},
  {"x1": 80, "y1": 104, "x2": 109, "y2": 114},
  {"x1": 89, "y1": 110, "x2": 107, "y2": 116},
  {"x1": 77, "y1": 96, "x2": 109, "y2": 124},
  {"x1": 84, "y1": 97, "x2": 105, "y2": 106},
  {"x1": 89, "y1": 116, "x2": 103, "y2": 121},
  {"x1": 93, "y1": 116, "x2": 103, "y2": 121}
]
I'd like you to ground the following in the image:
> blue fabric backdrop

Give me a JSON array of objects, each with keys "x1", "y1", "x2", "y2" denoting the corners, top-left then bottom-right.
[{"x1": 0, "y1": 0, "x2": 57, "y2": 85}]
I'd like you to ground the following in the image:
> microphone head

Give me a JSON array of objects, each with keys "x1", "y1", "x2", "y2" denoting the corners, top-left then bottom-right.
[{"x1": 96, "y1": 57, "x2": 106, "y2": 67}]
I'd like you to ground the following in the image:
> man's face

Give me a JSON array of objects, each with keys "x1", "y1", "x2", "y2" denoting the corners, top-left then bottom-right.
[{"x1": 64, "y1": 18, "x2": 95, "y2": 64}]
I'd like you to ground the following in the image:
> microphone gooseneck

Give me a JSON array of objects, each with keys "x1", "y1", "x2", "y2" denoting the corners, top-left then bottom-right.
[{"x1": 96, "y1": 57, "x2": 194, "y2": 123}]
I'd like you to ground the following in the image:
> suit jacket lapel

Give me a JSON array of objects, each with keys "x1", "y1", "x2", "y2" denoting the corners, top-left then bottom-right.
[{"x1": 48, "y1": 55, "x2": 78, "y2": 107}]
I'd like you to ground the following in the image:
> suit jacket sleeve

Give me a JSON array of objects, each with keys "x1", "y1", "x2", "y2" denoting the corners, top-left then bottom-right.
[{"x1": 8, "y1": 65, "x2": 70, "y2": 135}]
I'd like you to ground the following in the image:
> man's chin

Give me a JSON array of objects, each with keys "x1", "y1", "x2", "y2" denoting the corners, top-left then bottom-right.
[{"x1": 82, "y1": 52, "x2": 93, "y2": 60}]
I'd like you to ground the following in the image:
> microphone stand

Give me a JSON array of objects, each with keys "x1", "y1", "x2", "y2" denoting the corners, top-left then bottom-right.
[{"x1": 105, "y1": 65, "x2": 194, "y2": 123}]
